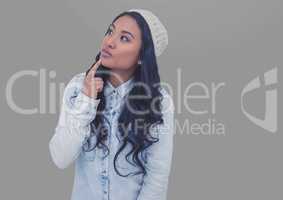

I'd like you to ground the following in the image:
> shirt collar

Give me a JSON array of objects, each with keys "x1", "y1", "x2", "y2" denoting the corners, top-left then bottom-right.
[{"x1": 104, "y1": 76, "x2": 135, "y2": 99}]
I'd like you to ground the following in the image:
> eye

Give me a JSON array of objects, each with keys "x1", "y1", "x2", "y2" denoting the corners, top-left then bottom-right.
[{"x1": 121, "y1": 35, "x2": 130, "y2": 42}]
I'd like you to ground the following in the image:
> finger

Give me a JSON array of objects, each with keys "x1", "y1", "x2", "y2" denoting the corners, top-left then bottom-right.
[
  {"x1": 85, "y1": 59, "x2": 101, "y2": 80},
  {"x1": 86, "y1": 71, "x2": 95, "y2": 84},
  {"x1": 97, "y1": 87, "x2": 103, "y2": 93},
  {"x1": 96, "y1": 85, "x2": 104, "y2": 92},
  {"x1": 94, "y1": 77, "x2": 103, "y2": 82},
  {"x1": 94, "y1": 80, "x2": 104, "y2": 85},
  {"x1": 85, "y1": 70, "x2": 95, "y2": 81},
  {"x1": 89, "y1": 71, "x2": 96, "y2": 86},
  {"x1": 95, "y1": 82, "x2": 104, "y2": 89},
  {"x1": 90, "y1": 58, "x2": 102, "y2": 73},
  {"x1": 95, "y1": 82, "x2": 104, "y2": 88}
]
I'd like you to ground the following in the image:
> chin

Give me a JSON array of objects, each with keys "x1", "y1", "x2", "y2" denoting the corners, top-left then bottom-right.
[{"x1": 101, "y1": 59, "x2": 115, "y2": 68}]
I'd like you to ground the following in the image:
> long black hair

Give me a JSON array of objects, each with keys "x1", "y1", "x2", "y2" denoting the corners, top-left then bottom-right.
[{"x1": 84, "y1": 11, "x2": 164, "y2": 177}]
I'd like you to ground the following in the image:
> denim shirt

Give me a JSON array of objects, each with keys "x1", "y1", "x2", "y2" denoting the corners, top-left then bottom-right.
[{"x1": 49, "y1": 72, "x2": 175, "y2": 200}]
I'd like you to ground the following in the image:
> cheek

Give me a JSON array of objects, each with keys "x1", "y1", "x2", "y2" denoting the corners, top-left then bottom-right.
[{"x1": 116, "y1": 46, "x2": 140, "y2": 67}]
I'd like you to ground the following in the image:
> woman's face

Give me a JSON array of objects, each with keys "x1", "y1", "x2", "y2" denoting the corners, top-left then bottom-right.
[{"x1": 100, "y1": 15, "x2": 142, "y2": 70}]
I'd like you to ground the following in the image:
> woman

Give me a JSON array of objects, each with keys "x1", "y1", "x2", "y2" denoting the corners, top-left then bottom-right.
[{"x1": 49, "y1": 9, "x2": 175, "y2": 200}]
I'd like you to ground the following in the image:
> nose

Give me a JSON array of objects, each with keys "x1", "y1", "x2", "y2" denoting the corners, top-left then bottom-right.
[{"x1": 106, "y1": 36, "x2": 116, "y2": 49}]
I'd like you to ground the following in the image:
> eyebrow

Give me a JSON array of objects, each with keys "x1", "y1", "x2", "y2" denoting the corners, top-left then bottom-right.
[{"x1": 110, "y1": 24, "x2": 135, "y2": 39}]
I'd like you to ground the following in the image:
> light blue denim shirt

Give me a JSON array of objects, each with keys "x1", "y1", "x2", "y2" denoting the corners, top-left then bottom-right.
[{"x1": 49, "y1": 72, "x2": 175, "y2": 200}]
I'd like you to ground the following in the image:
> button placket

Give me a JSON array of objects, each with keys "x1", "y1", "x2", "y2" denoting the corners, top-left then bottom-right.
[
  {"x1": 109, "y1": 91, "x2": 120, "y2": 117},
  {"x1": 101, "y1": 130, "x2": 110, "y2": 200},
  {"x1": 101, "y1": 88, "x2": 122, "y2": 200},
  {"x1": 100, "y1": 112, "x2": 111, "y2": 200},
  {"x1": 105, "y1": 115, "x2": 112, "y2": 200}
]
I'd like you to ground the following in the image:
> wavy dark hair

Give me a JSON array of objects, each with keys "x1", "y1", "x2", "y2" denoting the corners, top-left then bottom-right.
[{"x1": 83, "y1": 11, "x2": 165, "y2": 177}]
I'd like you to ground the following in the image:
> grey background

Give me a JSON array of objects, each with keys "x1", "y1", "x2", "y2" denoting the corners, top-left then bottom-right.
[{"x1": 0, "y1": 0, "x2": 282, "y2": 199}]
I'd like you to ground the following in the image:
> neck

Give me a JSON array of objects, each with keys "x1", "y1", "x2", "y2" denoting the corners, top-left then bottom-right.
[{"x1": 108, "y1": 67, "x2": 136, "y2": 88}]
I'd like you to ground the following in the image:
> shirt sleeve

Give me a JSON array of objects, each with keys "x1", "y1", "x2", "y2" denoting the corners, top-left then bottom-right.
[
  {"x1": 137, "y1": 89, "x2": 175, "y2": 200},
  {"x1": 49, "y1": 72, "x2": 101, "y2": 169}
]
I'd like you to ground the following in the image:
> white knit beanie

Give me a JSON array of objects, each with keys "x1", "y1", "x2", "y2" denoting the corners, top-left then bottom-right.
[{"x1": 128, "y1": 9, "x2": 168, "y2": 57}]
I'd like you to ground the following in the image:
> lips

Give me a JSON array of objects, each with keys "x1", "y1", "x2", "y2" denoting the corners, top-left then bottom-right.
[{"x1": 101, "y1": 48, "x2": 112, "y2": 57}]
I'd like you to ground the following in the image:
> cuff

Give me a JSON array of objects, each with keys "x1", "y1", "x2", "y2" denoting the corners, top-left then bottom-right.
[
  {"x1": 73, "y1": 90, "x2": 100, "y2": 115},
  {"x1": 64, "y1": 89, "x2": 101, "y2": 126}
]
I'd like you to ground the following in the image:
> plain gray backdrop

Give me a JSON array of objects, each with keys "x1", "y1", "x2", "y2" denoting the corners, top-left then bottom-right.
[{"x1": 0, "y1": 0, "x2": 282, "y2": 199}]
